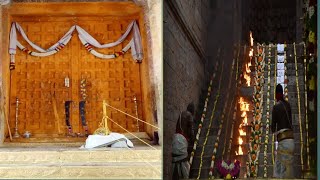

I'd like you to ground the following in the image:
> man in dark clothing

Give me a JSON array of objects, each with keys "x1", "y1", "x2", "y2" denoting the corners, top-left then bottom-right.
[
  {"x1": 172, "y1": 102, "x2": 195, "y2": 179},
  {"x1": 271, "y1": 84, "x2": 294, "y2": 178},
  {"x1": 176, "y1": 102, "x2": 195, "y2": 156},
  {"x1": 271, "y1": 85, "x2": 293, "y2": 132}
]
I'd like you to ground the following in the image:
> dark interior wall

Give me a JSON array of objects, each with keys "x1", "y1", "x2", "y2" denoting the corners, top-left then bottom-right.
[{"x1": 242, "y1": 0, "x2": 297, "y2": 44}]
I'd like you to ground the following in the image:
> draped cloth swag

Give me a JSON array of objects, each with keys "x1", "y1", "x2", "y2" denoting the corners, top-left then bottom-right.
[{"x1": 9, "y1": 20, "x2": 143, "y2": 70}]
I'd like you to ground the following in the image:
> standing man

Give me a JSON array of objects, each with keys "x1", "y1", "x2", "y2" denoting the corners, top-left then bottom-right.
[
  {"x1": 271, "y1": 84, "x2": 295, "y2": 178},
  {"x1": 172, "y1": 102, "x2": 195, "y2": 179}
]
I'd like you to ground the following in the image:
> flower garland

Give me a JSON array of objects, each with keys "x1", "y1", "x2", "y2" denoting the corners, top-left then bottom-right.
[
  {"x1": 197, "y1": 62, "x2": 224, "y2": 179},
  {"x1": 263, "y1": 44, "x2": 272, "y2": 177},
  {"x1": 78, "y1": 35, "x2": 132, "y2": 60},
  {"x1": 303, "y1": 43, "x2": 311, "y2": 169},
  {"x1": 294, "y1": 42, "x2": 304, "y2": 173},
  {"x1": 284, "y1": 44, "x2": 289, "y2": 101},
  {"x1": 189, "y1": 61, "x2": 219, "y2": 165},
  {"x1": 208, "y1": 105, "x2": 225, "y2": 179},
  {"x1": 216, "y1": 160, "x2": 241, "y2": 179},
  {"x1": 208, "y1": 58, "x2": 235, "y2": 179},
  {"x1": 247, "y1": 44, "x2": 265, "y2": 177}
]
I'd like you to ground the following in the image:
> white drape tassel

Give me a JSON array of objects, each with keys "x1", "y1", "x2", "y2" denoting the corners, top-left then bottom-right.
[{"x1": 9, "y1": 54, "x2": 15, "y2": 70}]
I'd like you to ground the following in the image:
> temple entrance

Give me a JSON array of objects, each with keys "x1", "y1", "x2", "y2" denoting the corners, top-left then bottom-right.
[{"x1": 8, "y1": 16, "x2": 144, "y2": 140}]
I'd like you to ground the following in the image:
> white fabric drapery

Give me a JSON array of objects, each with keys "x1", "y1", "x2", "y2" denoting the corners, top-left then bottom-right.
[
  {"x1": 276, "y1": 44, "x2": 285, "y2": 90},
  {"x1": 9, "y1": 20, "x2": 143, "y2": 69}
]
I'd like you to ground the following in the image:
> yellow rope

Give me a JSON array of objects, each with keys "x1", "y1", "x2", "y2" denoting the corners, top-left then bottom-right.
[
  {"x1": 294, "y1": 42, "x2": 304, "y2": 173},
  {"x1": 106, "y1": 116, "x2": 158, "y2": 150},
  {"x1": 104, "y1": 103, "x2": 160, "y2": 130},
  {"x1": 197, "y1": 61, "x2": 224, "y2": 179}
]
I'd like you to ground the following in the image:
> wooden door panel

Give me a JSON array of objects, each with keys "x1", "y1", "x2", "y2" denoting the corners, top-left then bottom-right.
[
  {"x1": 76, "y1": 20, "x2": 143, "y2": 133},
  {"x1": 9, "y1": 17, "x2": 144, "y2": 138},
  {"x1": 10, "y1": 21, "x2": 73, "y2": 136}
]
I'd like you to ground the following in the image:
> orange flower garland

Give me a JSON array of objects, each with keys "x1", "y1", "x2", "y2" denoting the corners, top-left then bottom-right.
[{"x1": 247, "y1": 44, "x2": 265, "y2": 177}]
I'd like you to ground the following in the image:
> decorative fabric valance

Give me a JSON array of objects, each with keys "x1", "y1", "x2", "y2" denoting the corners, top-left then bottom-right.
[{"x1": 9, "y1": 20, "x2": 143, "y2": 70}]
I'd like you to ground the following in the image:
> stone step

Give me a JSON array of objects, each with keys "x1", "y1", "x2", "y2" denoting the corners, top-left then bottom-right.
[
  {"x1": 198, "y1": 135, "x2": 218, "y2": 146},
  {"x1": 256, "y1": 164, "x2": 303, "y2": 178},
  {"x1": 197, "y1": 127, "x2": 220, "y2": 138},
  {"x1": 0, "y1": 164, "x2": 161, "y2": 179},
  {"x1": 0, "y1": 146, "x2": 161, "y2": 179},
  {"x1": 0, "y1": 148, "x2": 160, "y2": 164},
  {"x1": 191, "y1": 156, "x2": 213, "y2": 171},
  {"x1": 196, "y1": 144, "x2": 218, "y2": 153},
  {"x1": 190, "y1": 167, "x2": 211, "y2": 179}
]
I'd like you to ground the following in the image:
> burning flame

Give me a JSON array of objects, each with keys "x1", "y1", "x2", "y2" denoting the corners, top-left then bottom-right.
[
  {"x1": 240, "y1": 103, "x2": 249, "y2": 112},
  {"x1": 238, "y1": 137, "x2": 243, "y2": 145},
  {"x1": 238, "y1": 146, "x2": 243, "y2": 155},
  {"x1": 241, "y1": 111, "x2": 247, "y2": 118},
  {"x1": 244, "y1": 73, "x2": 251, "y2": 86},
  {"x1": 243, "y1": 116, "x2": 248, "y2": 125},
  {"x1": 236, "y1": 32, "x2": 254, "y2": 156},
  {"x1": 239, "y1": 129, "x2": 246, "y2": 136},
  {"x1": 249, "y1": 49, "x2": 253, "y2": 57},
  {"x1": 250, "y1": 31, "x2": 253, "y2": 46},
  {"x1": 246, "y1": 63, "x2": 251, "y2": 74}
]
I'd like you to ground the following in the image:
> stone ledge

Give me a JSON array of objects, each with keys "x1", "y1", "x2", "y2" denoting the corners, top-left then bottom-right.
[
  {"x1": 0, "y1": 165, "x2": 161, "y2": 179},
  {"x1": 0, "y1": 148, "x2": 161, "y2": 164}
]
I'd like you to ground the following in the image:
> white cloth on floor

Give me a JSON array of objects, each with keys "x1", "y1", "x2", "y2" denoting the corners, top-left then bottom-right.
[
  {"x1": 111, "y1": 141, "x2": 131, "y2": 148},
  {"x1": 84, "y1": 133, "x2": 134, "y2": 149},
  {"x1": 277, "y1": 44, "x2": 284, "y2": 53},
  {"x1": 277, "y1": 63, "x2": 284, "y2": 70},
  {"x1": 277, "y1": 55, "x2": 285, "y2": 63}
]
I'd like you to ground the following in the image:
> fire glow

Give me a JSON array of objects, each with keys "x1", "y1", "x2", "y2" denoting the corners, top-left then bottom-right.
[
  {"x1": 244, "y1": 31, "x2": 253, "y2": 87},
  {"x1": 250, "y1": 31, "x2": 254, "y2": 47},
  {"x1": 246, "y1": 63, "x2": 251, "y2": 74},
  {"x1": 249, "y1": 49, "x2": 253, "y2": 57},
  {"x1": 239, "y1": 129, "x2": 246, "y2": 136},
  {"x1": 237, "y1": 97, "x2": 250, "y2": 155},
  {"x1": 244, "y1": 73, "x2": 251, "y2": 86},
  {"x1": 237, "y1": 137, "x2": 244, "y2": 155},
  {"x1": 238, "y1": 137, "x2": 243, "y2": 145}
]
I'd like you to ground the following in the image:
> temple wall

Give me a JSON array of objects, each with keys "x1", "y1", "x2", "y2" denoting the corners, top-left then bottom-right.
[{"x1": 163, "y1": 0, "x2": 211, "y2": 179}]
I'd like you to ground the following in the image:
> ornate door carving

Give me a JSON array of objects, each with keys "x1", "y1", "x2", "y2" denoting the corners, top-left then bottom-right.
[{"x1": 9, "y1": 17, "x2": 143, "y2": 138}]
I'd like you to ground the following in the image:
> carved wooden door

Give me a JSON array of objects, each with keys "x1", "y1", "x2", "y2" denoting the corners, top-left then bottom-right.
[{"x1": 9, "y1": 17, "x2": 143, "y2": 139}]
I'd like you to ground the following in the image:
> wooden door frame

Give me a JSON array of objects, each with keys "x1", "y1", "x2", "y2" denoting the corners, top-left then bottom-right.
[{"x1": 0, "y1": 2, "x2": 156, "y2": 143}]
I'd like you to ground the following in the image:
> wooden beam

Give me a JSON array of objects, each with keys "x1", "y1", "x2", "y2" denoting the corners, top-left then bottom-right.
[{"x1": 7, "y1": 2, "x2": 141, "y2": 16}]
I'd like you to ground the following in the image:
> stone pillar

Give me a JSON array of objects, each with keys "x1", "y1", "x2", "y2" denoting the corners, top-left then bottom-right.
[{"x1": 133, "y1": 0, "x2": 162, "y2": 144}]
